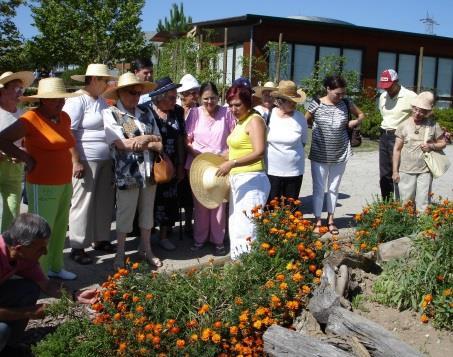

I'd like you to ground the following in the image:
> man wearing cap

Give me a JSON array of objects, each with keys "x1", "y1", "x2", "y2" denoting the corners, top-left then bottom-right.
[
  {"x1": 377, "y1": 69, "x2": 416, "y2": 200},
  {"x1": 0, "y1": 71, "x2": 34, "y2": 233}
]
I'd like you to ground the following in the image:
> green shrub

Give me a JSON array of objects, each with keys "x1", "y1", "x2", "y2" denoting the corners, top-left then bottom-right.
[
  {"x1": 432, "y1": 108, "x2": 453, "y2": 133},
  {"x1": 355, "y1": 95, "x2": 381, "y2": 139}
]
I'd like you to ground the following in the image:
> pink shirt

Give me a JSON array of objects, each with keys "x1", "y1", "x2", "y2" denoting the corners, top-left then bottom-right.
[
  {"x1": 0, "y1": 235, "x2": 46, "y2": 285},
  {"x1": 185, "y1": 106, "x2": 236, "y2": 169}
]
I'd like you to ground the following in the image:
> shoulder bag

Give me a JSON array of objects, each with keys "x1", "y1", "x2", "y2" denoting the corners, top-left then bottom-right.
[
  {"x1": 423, "y1": 127, "x2": 451, "y2": 178},
  {"x1": 153, "y1": 153, "x2": 175, "y2": 184}
]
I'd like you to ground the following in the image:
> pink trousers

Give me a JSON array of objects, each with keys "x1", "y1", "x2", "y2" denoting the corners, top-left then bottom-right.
[{"x1": 193, "y1": 197, "x2": 226, "y2": 246}]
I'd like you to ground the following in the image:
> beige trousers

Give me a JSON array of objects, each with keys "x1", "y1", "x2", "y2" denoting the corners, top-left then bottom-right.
[
  {"x1": 69, "y1": 160, "x2": 115, "y2": 249},
  {"x1": 399, "y1": 171, "x2": 433, "y2": 213}
]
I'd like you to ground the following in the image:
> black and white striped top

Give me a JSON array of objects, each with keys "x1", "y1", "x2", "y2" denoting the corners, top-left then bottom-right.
[{"x1": 308, "y1": 99, "x2": 351, "y2": 163}]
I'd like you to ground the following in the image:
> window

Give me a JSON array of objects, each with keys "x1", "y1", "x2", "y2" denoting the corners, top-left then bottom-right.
[
  {"x1": 343, "y1": 49, "x2": 362, "y2": 73},
  {"x1": 398, "y1": 54, "x2": 416, "y2": 89},
  {"x1": 437, "y1": 58, "x2": 453, "y2": 97},
  {"x1": 293, "y1": 45, "x2": 316, "y2": 84},
  {"x1": 319, "y1": 46, "x2": 341, "y2": 59},
  {"x1": 268, "y1": 43, "x2": 291, "y2": 81},
  {"x1": 234, "y1": 45, "x2": 244, "y2": 80},
  {"x1": 421, "y1": 56, "x2": 436, "y2": 91},
  {"x1": 377, "y1": 52, "x2": 397, "y2": 80}
]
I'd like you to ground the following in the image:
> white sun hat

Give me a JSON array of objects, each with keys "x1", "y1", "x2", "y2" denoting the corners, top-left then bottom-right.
[
  {"x1": 177, "y1": 74, "x2": 200, "y2": 93},
  {"x1": 0, "y1": 71, "x2": 34, "y2": 89}
]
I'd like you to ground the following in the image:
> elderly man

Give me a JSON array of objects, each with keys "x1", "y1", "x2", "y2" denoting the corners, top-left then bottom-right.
[
  {"x1": 0, "y1": 71, "x2": 34, "y2": 232},
  {"x1": 377, "y1": 69, "x2": 417, "y2": 200},
  {"x1": 0, "y1": 213, "x2": 96, "y2": 352}
]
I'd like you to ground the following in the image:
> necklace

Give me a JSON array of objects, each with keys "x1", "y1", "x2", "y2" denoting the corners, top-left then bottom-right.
[{"x1": 414, "y1": 120, "x2": 423, "y2": 134}]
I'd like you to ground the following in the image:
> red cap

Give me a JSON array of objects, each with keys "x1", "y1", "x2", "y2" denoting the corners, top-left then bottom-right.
[{"x1": 378, "y1": 69, "x2": 398, "y2": 89}]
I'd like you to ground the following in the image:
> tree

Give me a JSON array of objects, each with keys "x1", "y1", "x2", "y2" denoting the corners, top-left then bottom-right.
[
  {"x1": 28, "y1": 0, "x2": 148, "y2": 67},
  {"x1": 157, "y1": 3, "x2": 192, "y2": 34},
  {"x1": 0, "y1": 0, "x2": 26, "y2": 72}
]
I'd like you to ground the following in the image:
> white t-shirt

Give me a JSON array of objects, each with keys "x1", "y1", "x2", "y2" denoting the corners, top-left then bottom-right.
[
  {"x1": 0, "y1": 106, "x2": 22, "y2": 147},
  {"x1": 265, "y1": 109, "x2": 308, "y2": 176},
  {"x1": 63, "y1": 92, "x2": 110, "y2": 161}
]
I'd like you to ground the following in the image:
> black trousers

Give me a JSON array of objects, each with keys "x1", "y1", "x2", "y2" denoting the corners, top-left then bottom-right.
[
  {"x1": 379, "y1": 130, "x2": 396, "y2": 200},
  {"x1": 267, "y1": 174, "x2": 303, "y2": 203}
]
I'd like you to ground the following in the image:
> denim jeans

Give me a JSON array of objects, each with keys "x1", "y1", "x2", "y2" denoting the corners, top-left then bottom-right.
[{"x1": 0, "y1": 279, "x2": 40, "y2": 351}]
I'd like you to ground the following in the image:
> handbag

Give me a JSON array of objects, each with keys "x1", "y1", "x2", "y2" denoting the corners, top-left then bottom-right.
[
  {"x1": 153, "y1": 153, "x2": 175, "y2": 184},
  {"x1": 423, "y1": 127, "x2": 451, "y2": 178}
]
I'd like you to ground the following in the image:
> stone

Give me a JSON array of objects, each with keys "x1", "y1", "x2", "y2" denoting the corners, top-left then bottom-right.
[{"x1": 376, "y1": 237, "x2": 413, "y2": 263}]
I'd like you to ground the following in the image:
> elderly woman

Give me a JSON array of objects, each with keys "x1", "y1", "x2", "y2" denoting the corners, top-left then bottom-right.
[
  {"x1": 266, "y1": 80, "x2": 308, "y2": 201},
  {"x1": 392, "y1": 91, "x2": 446, "y2": 212},
  {"x1": 0, "y1": 71, "x2": 34, "y2": 233},
  {"x1": 0, "y1": 77, "x2": 81, "y2": 280},
  {"x1": 305, "y1": 75, "x2": 364, "y2": 235},
  {"x1": 146, "y1": 77, "x2": 186, "y2": 251},
  {"x1": 102, "y1": 72, "x2": 162, "y2": 269},
  {"x1": 63, "y1": 64, "x2": 116, "y2": 264},
  {"x1": 253, "y1": 81, "x2": 277, "y2": 123},
  {"x1": 185, "y1": 82, "x2": 235, "y2": 254},
  {"x1": 216, "y1": 82, "x2": 270, "y2": 260}
]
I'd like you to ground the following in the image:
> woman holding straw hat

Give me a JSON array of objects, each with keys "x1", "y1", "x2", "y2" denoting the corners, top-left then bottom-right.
[
  {"x1": 0, "y1": 77, "x2": 81, "y2": 280},
  {"x1": 392, "y1": 91, "x2": 446, "y2": 212},
  {"x1": 62, "y1": 64, "x2": 117, "y2": 265},
  {"x1": 102, "y1": 72, "x2": 162, "y2": 269},
  {"x1": 185, "y1": 82, "x2": 235, "y2": 254},
  {"x1": 216, "y1": 82, "x2": 270, "y2": 260},
  {"x1": 253, "y1": 81, "x2": 277, "y2": 123},
  {"x1": 305, "y1": 75, "x2": 364, "y2": 235},
  {"x1": 0, "y1": 71, "x2": 34, "y2": 232},
  {"x1": 267, "y1": 80, "x2": 308, "y2": 202}
]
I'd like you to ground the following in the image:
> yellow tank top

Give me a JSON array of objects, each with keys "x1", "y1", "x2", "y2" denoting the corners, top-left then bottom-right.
[{"x1": 227, "y1": 113, "x2": 264, "y2": 174}]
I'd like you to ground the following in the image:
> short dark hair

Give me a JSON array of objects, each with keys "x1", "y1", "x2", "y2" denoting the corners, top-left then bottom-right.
[
  {"x1": 226, "y1": 85, "x2": 252, "y2": 109},
  {"x1": 199, "y1": 82, "x2": 219, "y2": 97},
  {"x1": 323, "y1": 75, "x2": 347, "y2": 90},
  {"x1": 132, "y1": 58, "x2": 153, "y2": 72},
  {"x1": 3, "y1": 213, "x2": 51, "y2": 247}
]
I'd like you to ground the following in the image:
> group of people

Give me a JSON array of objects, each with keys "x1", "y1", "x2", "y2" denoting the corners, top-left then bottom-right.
[{"x1": 0, "y1": 61, "x2": 450, "y2": 352}]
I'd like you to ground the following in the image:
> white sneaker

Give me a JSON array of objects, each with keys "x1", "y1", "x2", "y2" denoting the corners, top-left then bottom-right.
[
  {"x1": 48, "y1": 269, "x2": 77, "y2": 280},
  {"x1": 159, "y1": 239, "x2": 176, "y2": 251}
]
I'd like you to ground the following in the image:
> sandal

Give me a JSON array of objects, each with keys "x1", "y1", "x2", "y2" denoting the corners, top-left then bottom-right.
[
  {"x1": 92, "y1": 241, "x2": 115, "y2": 252},
  {"x1": 328, "y1": 224, "x2": 339, "y2": 235},
  {"x1": 313, "y1": 224, "x2": 322, "y2": 236},
  {"x1": 148, "y1": 255, "x2": 163, "y2": 268},
  {"x1": 70, "y1": 249, "x2": 93, "y2": 265}
]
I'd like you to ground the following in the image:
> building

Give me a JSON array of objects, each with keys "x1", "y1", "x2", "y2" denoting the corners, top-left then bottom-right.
[{"x1": 154, "y1": 14, "x2": 453, "y2": 106}]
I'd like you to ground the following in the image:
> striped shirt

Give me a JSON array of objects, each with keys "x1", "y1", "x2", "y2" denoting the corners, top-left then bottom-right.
[{"x1": 308, "y1": 99, "x2": 351, "y2": 163}]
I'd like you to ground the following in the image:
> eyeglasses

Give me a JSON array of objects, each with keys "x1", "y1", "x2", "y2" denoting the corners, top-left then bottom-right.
[
  {"x1": 413, "y1": 107, "x2": 429, "y2": 115},
  {"x1": 202, "y1": 96, "x2": 218, "y2": 102},
  {"x1": 183, "y1": 90, "x2": 198, "y2": 97},
  {"x1": 127, "y1": 90, "x2": 142, "y2": 96}
]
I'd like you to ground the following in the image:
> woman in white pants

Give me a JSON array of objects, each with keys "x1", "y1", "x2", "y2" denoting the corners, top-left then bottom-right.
[
  {"x1": 305, "y1": 75, "x2": 364, "y2": 235},
  {"x1": 216, "y1": 81, "x2": 269, "y2": 259}
]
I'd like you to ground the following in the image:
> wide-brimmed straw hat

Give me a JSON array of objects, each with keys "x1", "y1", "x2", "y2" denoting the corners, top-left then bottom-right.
[
  {"x1": 21, "y1": 77, "x2": 81, "y2": 102},
  {"x1": 149, "y1": 77, "x2": 181, "y2": 97},
  {"x1": 253, "y1": 81, "x2": 278, "y2": 98},
  {"x1": 411, "y1": 91, "x2": 435, "y2": 111},
  {"x1": 0, "y1": 71, "x2": 34, "y2": 89},
  {"x1": 102, "y1": 72, "x2": 157, "y2": 100},
  {"x1": 271, "y1": 80, "x2": 306, "y2": 104},
  {"x1": 71, "y1": 64, "x2": 117, "y2": 82},
  {"x1": 190, "y1": 153, "x2": 230, "y2": 209},
  {"x1": 177, "y1": 74, "x2": 200, "y2": 93}
]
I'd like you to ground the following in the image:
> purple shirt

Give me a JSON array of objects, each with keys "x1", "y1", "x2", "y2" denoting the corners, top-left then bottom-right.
[
  {"x1": 185, "y1": 106, "x2": 236, "y2": 169},
  {"x1": 0, "y1": 235, "x2": 46, "y2": 285}
]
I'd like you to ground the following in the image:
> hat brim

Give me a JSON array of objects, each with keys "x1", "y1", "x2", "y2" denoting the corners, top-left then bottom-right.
[
  {"x1": 149, "y1": 83, "x2": 182, "y2": 97},
  {"x1": 411, "y1": 102, "x2": 433, "y2": 111},
  {"x1": 20, "y1": 91, "x2": 82, "y2": 102},
  {"x1": 271, "y1": 89, "x2": 307, "y2": 104},
  {"x1": 71, "y1": 74, "x2": 117, "y2": 82},
  {"x1": 102, "y1": 82, "x2": 157, "y2": 100},
  {"x1": 378, "y1": 81, "x2": 395, "y2": 89},
  {"x1": 190, "y1": 153, "x2": 230, "y2": 209},
  {"x1": 0, "y1": 71, "x2": 34, "y2": 88},
  {"x1": 177, "y1": 84, "x2": 200, "y2": 93},
  {"x1": 253, "y1": 86, "x2": 278, "y2": 99}
]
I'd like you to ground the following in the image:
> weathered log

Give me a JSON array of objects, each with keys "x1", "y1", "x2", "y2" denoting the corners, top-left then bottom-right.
[
  {"x1": 335, "y1": 264, "x2": 349, "y2": 297},
  {"x1": 293, "y1": 310, "x2": 323, "y2": 336},
  {"x1": 326, "y1": 306, "x2": 423, "y2": 357},
  {"x1": 323, "y1": 251, "x2": 381, "y2": 274},
  {"x1": 263, "y1": 325, "x2": 353, "y2": 357},
  {"x1": 307, "y1": 275, "x2": 340, "y2": 324}
]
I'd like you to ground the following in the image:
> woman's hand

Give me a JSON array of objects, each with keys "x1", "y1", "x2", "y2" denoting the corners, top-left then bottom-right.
[
  {"x1": 420, "y1": 143, "x2": 434, "y2": 152},
  {"x1": 348, "y1": 119, "x2": 361, "y2": 129},
  {"x1": 72, "y1": 161, "x2": 84, "y2": 178},
  {"x1": 392, "y1": 171, "x2": 400, "y2": 183},
  {"x1": 76, "y1": 288, "x2": 98, "y2": 304},
  {"x1": 132, "y1": 136, "x2": 150, "y2": 151},
  {"x1": 216, "y1": 160, "x2": 235, "y2": 177}
]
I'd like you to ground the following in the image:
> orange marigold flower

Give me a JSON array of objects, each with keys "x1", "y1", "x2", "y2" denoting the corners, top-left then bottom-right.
[
  {"x1": 145, "y1": 293, "x2": 154, "y2": 300},
  {"x1": 234, "y1": 296, "x2": 243, "y2": 305},
  {"x1": 268, "y1": 248, "x2": 277, "y2": 256},
  {"x1": 186, "y1": 319, "x2": 198, "y2": 328},
  {"x1": 132, "y1": 262, "x2": 139, "y2": 270},
  {"x1": 153, "y1": 323, "x2": 163, "y2": 335},
  {"x1": 229, "y1": 326, "x2": 238, "y2": 335},
  {"x1": 137, "y1": 333, "x2": 145, "y2": 343},
  {"x1": 286, "y1": 300, "x2": 299, "y2": 310},
  {"x1": 308, "y1": 264, "x2": 317, "y2": 273},
  {"x1": 170, "y1": 326, "x2": 181, "y2": 334},
  {"x1": 190, "y1": 334, "x2": 198, "y2": 342},
  {"x1": 315, "y1": 269, "x2": 323, "y2": 277},
  {"x1": 253, "y1": 320, "x2": 263, "y2": 330},
  {"x1": 319, "y1": 226, "x2": 329, "y2": 234},
  {"x1": 152, "y1": 336, "x2": 161, "y2": 345},
  {"x1": 213, "y1": 321, "x2": 222, "y2": 329},
  {"x1": 279, "y1": 282, "x2": 288, "y2": 290},
  {"x1": 271, "y1": 295, "x2": 281, "y2": 307},
  {"x1": 132, "y1": 296, "x2": 140, "y2": 303},
  {"x1": 176, "y1": 339, "x2": 185, "y2": 348},
  {"x1": 265, "y1": 280, "x2": 275, "y2": 288},
  {"x1": 269, "y1": 227, "x2": 278, "y2": 234},
  {"x1": 144, "y1": 323, "x2": 154, "y2": 331},
  {"x1": 113, "y1": 313, "x2": 121, "y2": 321},
  {"x1": 332, "y1": 242, "x2": 340, "y2": 250},
  {"x1": 423, "y1": 294, "x2": 433, "y2": 303},
  {"x1": 314, "y1": 240, "x2": 323, "y2": 250},
  {"x1": 420, "y1": 314, "x2": 429, "y2": 323},
  {"x1": 118, "y1": 342, "x2": 127, "y2": 352},
  {"x1": 360, "y1": 243, "x2": 367, "y2": 250},
  {"x1": 302, "y1": 285, "x2": 311, "y2": 294},
  {"x1": 313, "y1": 277, "x2": 321, "y2": 284},
  {"x1": 239, "y1": 311, "x2": 249, "y2": 322},
  {"x1": 135, "y1": 305, "x2": 144, "y2": 313},
  {"x1": 286, "y1": 261, "x2": 296, "y2": 270},
  {"x1": 198, "y1": 304, "x2": 210, "y2": 315},
  {"x1": 276, "y1": 274, "x2": 285, "y2": 281},
  {"x1": 211, "y1": 333, "x2": 221, "y2": 344},
  {"x1": 122, "y1": 293, "x2": 130, "y2": 300},
  {"x1": 261, "y1": 242, "x2": 270, "y2": 250},
  {"x1": 443, "y1": 288, "x2": 452, "y2": 297},
  {"x1": 201, "y1": 328, "x2": 212, "y2": 341},
  {"x1": 292, "y1": 272, "x2": 303, "y2": 282}
]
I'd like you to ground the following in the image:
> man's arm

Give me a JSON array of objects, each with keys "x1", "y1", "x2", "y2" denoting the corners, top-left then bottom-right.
[{"x1": 0, "y1": 304, "x2": 46, "y2": 321}]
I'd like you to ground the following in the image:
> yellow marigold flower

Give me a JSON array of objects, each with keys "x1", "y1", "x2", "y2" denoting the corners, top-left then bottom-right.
[
  {"x1": 314, "y1": 240, "x2": 323, "y2": 250},
  {"x1": 136, "y1": 333, "x2": 145, "y2": 343},
  {"x1": 211, "y1": 333, "x2": 221, "y2": 344},
  {"x1": 264, "y1": 280, "x2": 275, "y2": 288},
  {"x1": 260, "y1": 242, "x2": 270, "y2": 250},
  {"x1": 253, "y1": 320, "x2": 263, "y2": 329},
  {"x1": 286, "y1": 262, "x2": 296, "y2": 271},
  {"x1": 302, "y1": 285, "x2": 311, "y2": 294},
  {"x1": 279, "y1": 282, "x2": 288, "y2": 290},
  {"x1": 239, "y1": 311, "x2": 249, "y2": 322},
  {"x1": 423, "y1": 294, "x2": 433, "y2": 303},
  {"x1": 443, "y1": 288, "x2": 452, "y2": 297},
  {"x1": 229, "y1": 326, "x2": 238, "y2": 335},
  {"x1": 190, "y1": 334, "x2": 198, "y2": 342},
  {"x1": 201, "y1": 328, "x2": 212, "y2": 341},
  {"x1": 198, "y1": 304, "x2": 210, "y2": 315}
]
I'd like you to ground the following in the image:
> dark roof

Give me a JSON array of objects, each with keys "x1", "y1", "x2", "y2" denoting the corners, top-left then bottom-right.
[{"x1": 192, "y1": 14, "x2": 453, "y2": 42}]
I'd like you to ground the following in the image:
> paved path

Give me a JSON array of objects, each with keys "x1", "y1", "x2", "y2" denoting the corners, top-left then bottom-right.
[{"x1": 10, "y1": 145, "x2": 453, "y2": 291}]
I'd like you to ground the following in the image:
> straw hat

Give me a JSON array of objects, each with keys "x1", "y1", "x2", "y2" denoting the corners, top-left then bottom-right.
[
  {"x1": 21, "y1": 77, "x2": 81, "y2": 102},
  {"x1": 411, "y1": 91, "x2": 435, "y2": 111},
  {"x1": 0, "y1": 71, "x2": 34, "y2": 89},
  {"x1": 253, "y1": 81, "x2": 278, "y2": 98},
  {"x1": 102, "y1": 72, "x2": 157, "y2": 100},
  {"x1": 270, "y1": 80, "x2": 306, "y2": 103},
  {"x1": 71, "y1": 63, "x2": 117, "y2": 82},
  {"x1": 190, "y1": 153, "x2": 230, "y2": 209},
  {"x1": 177, "y1": 74, "x2": 200, "y2": 93}
]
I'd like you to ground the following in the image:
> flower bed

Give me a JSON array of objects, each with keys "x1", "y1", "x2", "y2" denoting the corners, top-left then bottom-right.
[{"x1": 33, "y1": 198, "x2": 326, "y2": 356}]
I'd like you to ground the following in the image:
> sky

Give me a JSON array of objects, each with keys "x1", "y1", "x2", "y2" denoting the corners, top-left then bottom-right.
[{"x1": 14, "y1": 0, "x2": 453, "y2": 39}]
